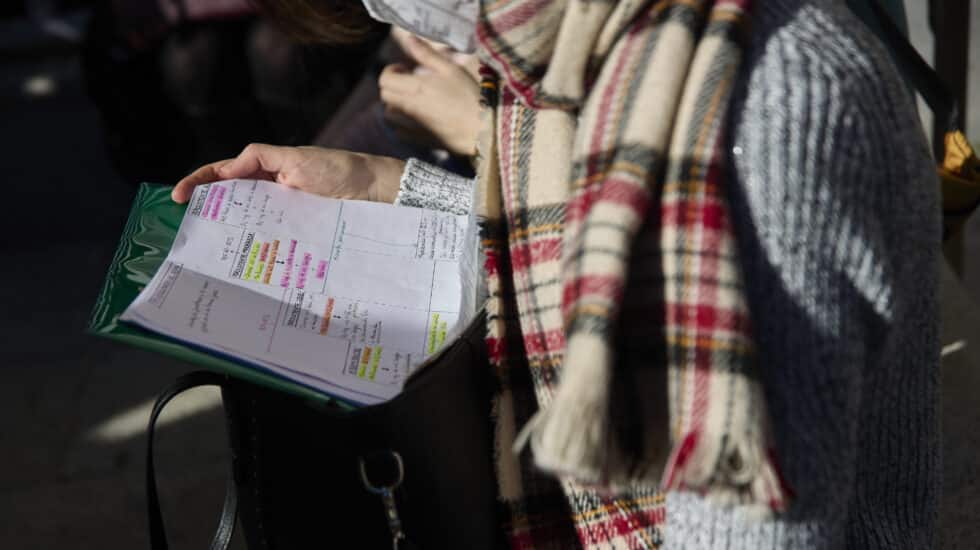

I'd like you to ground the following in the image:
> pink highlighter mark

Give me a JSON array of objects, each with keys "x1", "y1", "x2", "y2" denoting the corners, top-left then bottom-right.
[
  {"x1": 316, "y1": 260, "x2": 328, "y2": 279},
  {"x1": 209, "y1": 186, "x2": 227, "y2": 220},
  {"x1": 279, "y1": 239, "x2": 298, "y2": 288},
  {"x1": 201, "y1": 186, "x2": 219, "y2": 218},
  {"x1": 297, "y1": 253, "x2": 312, "y2": 289}
]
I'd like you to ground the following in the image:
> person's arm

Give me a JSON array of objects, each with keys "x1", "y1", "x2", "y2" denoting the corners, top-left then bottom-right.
[
  {"x1": 667, "y1": 64, "x2": 924, "y2": 546},
  {"x1": 172, "y1": 145, "x2": 475, "y2": 217},
  {"x1": 171, "y1": 144, "x2": 405, "y2": 204}
]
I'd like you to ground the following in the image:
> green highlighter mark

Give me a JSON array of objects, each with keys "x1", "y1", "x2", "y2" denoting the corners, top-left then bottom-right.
[{"x1": 369, "y1": 347, "x2": 382, "y2": 381}]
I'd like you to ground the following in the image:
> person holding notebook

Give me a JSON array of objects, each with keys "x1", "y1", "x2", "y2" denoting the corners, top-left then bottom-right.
[{"x1": 173, "y1": 1, "x2": 941, "y2": 547}]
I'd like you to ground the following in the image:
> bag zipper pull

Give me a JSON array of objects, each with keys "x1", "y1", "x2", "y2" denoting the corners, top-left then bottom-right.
[{"x1": 359, "y1": 451, "x2": 408, "y2": 549}]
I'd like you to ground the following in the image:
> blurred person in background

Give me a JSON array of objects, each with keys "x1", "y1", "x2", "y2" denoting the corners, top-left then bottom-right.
[{"x1": 82, "y1": 0, "x2": 385, "y2": 185}]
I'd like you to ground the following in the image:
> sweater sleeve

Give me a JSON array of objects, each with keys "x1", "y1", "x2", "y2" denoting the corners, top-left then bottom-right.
[
  {"x1": 666, "y1": 18, "x2": 940, "y2": 547},
  {"x1": 394, "y1": 158, "x2": 476, "y2": 215}
]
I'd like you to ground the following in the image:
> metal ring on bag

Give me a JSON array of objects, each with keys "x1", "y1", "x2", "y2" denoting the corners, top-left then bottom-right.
[{"x1": 359, "y1": 450, "x2": 404, "y2": 494}]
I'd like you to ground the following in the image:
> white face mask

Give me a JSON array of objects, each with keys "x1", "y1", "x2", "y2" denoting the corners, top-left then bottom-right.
[{"x1": 361, "y1": 0, "x2": 478, "y2": 53}]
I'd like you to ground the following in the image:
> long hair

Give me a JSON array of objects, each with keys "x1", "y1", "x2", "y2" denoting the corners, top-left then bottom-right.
[{"x1": 251, "y1": 0, "x2": 384, "y2": 44}]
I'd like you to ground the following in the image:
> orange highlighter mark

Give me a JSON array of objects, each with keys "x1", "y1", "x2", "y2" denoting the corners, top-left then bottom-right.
[
  {"x1": 319, "y1": 297, "x2": 335, "y2": 335},
  {"x1": 263, "y1": 240, "x2": 280, "y2": 284}
]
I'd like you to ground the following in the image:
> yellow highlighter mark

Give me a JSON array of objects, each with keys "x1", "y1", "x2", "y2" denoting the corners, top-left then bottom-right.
[
  {"x1": 427, "y1": 313, "x2": 448, "y2": 354},
  {"x1": 369, "y1": 347, "x2": 382, "y2": 381},
  {"x1": 357, "y1": 347, "x2": 372, "y2": 378},
  {"x1": 243, "y1": 241, "x2": 261, "y2": 280}
]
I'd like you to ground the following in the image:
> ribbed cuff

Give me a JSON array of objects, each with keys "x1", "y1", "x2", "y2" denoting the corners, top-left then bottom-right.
[
  {"x1": 666, "y1": 492, "x2": 826, "y2": 549},
  {"x1": 394, "y1": 158, "x2": 475, "y2": 215}
]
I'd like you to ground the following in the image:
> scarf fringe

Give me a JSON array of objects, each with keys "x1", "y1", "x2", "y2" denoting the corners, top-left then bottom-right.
[
  {"x1": 513, "y1": 336, "x2": 612, "y2": 485},
  {"x1": 515, "y1": 402, "x2": 791, "y2": 514},
  {"x1": 662, "y1": 432, "x2": 791, "y2": 517},
  {"x1": 517, "y1": 360, "x2": 791, "y2": 519}
]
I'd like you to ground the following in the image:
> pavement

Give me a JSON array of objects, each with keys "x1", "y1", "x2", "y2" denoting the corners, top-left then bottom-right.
[{"x1": 0, "y1": 6, "x2": 977, "y2": 550}]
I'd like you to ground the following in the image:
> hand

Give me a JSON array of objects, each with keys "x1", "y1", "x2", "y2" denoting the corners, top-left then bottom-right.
[
  {"x1": 172, "y1": 144, "x2": 406, "y2": 204},
  {"x1": 378, "y1": 35, "x2": 481, "y2": 157},
  {"x1": 388, "y1": 28, "x2": 480, "y2": 80}
]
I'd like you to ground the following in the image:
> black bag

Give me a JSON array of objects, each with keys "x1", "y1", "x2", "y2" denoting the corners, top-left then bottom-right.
[{"x1": 147, "y1": 312, "x2": 504, "y2": 549}]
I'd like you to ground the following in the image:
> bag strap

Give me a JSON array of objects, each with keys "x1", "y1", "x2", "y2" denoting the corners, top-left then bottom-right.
[
  {"x1": 147, "y1": 371, "x2": 238, "y2": 550},
  {"x1": 857, "y1": 0, "x2": 960, "y2": 133}
]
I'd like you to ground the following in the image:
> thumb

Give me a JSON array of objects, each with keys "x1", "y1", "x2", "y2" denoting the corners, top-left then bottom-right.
[
  {"x1": 217, "y1": 143, "x2": 290, "y2": 181},
  {"x1": 400, "y1": 34, "x2": 454, "y2": 74}
]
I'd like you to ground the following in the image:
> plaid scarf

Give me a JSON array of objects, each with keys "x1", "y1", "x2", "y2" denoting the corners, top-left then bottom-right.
[{"x1": 474, "y1": 0, "x2": 790, "y2": 546}]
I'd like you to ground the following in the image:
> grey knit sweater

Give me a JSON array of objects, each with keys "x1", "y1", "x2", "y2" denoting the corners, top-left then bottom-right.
[{"x1": 395, "y1": 1, "x2": 941, "y2": 547}]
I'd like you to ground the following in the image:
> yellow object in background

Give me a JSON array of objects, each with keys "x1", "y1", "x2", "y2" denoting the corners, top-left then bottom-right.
[{"x1": 940, "y1": 131, "x2": 980, "y2": 241}]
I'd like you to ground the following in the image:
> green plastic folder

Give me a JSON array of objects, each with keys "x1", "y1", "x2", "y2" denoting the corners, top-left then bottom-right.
[{"x1": 88, "y1": 183, "x2": 349, "y2": 410}]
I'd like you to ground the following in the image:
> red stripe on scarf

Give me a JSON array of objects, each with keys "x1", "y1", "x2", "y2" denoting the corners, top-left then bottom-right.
[
  {"x1": 508, "y1": 237, "x2": 562, "y2": 271},
  {"x1": 663, "y1": 430, "x2": 700, "y2": 487},
  {"x1": 665, "y1": 303, "x2": 750, "y2": 333},
  {"x1": 476, "y1": 27, "x2": 540, "y2": 107},
  {"x1": 688, "y1": 148, "x2": 730, "y2": 431},
  {"x1": 586, "y1": 14, "x2": 645, "y2": 178},
  {"x1": 562, "y1": 274, "x2": 626, "y2": 314},
  {"x1": 575, "y1": 507, "x2": 666, "y2": 546},
  {"x1": 485, "y1": 0, "x2": 552, "y2": 34},
  {"x1": 691, "y1": 344, "x2": 712, "y2": 421},
  {"x1": 486, "y1": 337, "x2": 508, "y2": 363},
  {"x1": 567, "y1": 178, "x2": 651, "y2": 223},
  {"x1": 520, "y1": 328, "x2": 565, "y2": 356},
  {"x1": 484, "y1": 247, "x2": 502, "y2": 276},
  {"x1": 661, "y1": 197, "x2": 726, "y2": 229}
]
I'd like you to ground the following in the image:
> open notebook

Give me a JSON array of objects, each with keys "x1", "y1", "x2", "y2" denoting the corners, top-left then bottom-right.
[{"x1": 90, "y1": 182, "x2": 478, "y2": 408}]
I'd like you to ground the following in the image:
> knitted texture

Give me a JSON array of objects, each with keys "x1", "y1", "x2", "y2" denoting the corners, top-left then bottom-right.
[
  {"x1": 396, "y1": 162, "x2": 474, "y2": 213},
  {"x1": 395, "y1": 158, "x2": 473, "y2": 216},
  {"x1": 395, "y1": 0, "x2": 941, "y2": 547}
]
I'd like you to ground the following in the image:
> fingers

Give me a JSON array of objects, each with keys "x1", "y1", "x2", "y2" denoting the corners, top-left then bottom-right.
[
  {"x1": 379, "y1": 73, "x2": 427, "y2": 126},
  {"x1": 457, "y1": 53, "x2": 481, "y2": 81},
  {"x1": 378, "y1": 63, "x2": 420, "y2": 95},
  {"x1": 172, "y1": 143, "x2": 290, "y2": 203},
  {"x1": 217, "y1": 143, "x2": 290, "y2": 181},
  {"x1": 379, "y1": 84, "x2": 412, "y2": 116},
  {"x1": 398, "y1": 34, "x2": 455, "y2": 74},
  {"x1": 172, "y1": 159, "x2": 232, "y2": 203}
]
